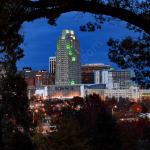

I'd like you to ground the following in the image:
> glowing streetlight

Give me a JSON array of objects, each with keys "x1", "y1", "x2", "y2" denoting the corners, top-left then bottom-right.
[{"x1": 112, "y1": 105, "x2": 117, "y2": 115}]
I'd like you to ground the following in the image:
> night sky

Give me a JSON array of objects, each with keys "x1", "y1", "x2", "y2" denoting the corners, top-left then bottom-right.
[{"x1": 17, "y1": 11, "x2": 139, "y2": 70}]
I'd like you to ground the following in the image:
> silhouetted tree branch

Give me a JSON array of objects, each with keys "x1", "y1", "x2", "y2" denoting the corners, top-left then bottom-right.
[
  {"x1": 24, "y1": 0, "x2": 150, "y2": 33},
  {"x1": 108, "y1": 33, "x2": 150, "y2": 88}
]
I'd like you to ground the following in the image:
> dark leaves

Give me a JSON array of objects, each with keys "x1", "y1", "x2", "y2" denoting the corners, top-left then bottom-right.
[
  {"x1": 80, "y1": 22, "x2": 96, "y2": 32},
  {"x1": 108, "y1": 34, "x2": 150, "y2": 88}
]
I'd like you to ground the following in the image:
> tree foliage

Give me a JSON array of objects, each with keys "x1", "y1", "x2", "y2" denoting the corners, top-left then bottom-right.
[
  {"x1": 0, "y1": 72, "x2": 32, "y2": 150},
  {"x1": 50, "y1": 94, "x2": 121, "y2": 150},
  {"x1": 108, "y1": 33, "x2": 150, "y2": 88}
]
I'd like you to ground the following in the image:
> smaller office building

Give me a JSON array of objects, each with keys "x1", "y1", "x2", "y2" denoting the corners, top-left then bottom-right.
[
  {"x1": 35, "y1": 85, "x2": 85, "y2": 99},
  {"x1": 33, "y1": 84, "x2": 150, "y2": 101}
]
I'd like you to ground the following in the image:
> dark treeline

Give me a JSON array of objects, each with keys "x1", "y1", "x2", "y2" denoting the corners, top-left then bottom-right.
[{"x1": 32, "y1": 95, "x2": 150, "y2": 150}]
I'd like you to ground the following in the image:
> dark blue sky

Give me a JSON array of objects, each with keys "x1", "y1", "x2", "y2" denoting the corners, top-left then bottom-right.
[{"x1": 17, "y1": 11, "x2": 139, "y2": 70}]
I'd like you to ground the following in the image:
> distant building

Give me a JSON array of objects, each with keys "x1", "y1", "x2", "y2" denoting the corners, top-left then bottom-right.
[
  {"x1": 34, "y1": 70, "x2": 49, "y2": 86},
  {"x1": 18, "y1": 69, "x2": 35, "y2": 87},
  {"x1": 33, "y1": 85, "x2": 150, "y2": 101},
  {"x1": 20, "y1": 69, "x2": 55, "y2": 87},
  {"x1": 103, "y1": 86, "x2": 150, "y2": 101},
  {"x1": 81, "y1": 63, "x2": 111, "y2": 84},
  {"x1": 35, "y1": 85, "x2": 85, "y2": 99},
  {"x1": 94, "y1": 70, "x2": 135, "y2": 89},
  {"x1": 18, "y1": 69, "x2": 55, "y2": 99},
  {"x1": 55, "y1": 29, "x2": 81, "y2": 85},
  {"x1": 84, "y1": 86, "x2": 150, "y2": 101},
  {"x1": 49, "y1": 57, "x2": 56, "y2": 74}
]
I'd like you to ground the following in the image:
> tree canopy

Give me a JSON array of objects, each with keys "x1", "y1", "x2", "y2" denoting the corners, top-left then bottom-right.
[
  {"x1": 48, "y1": 94, "x2": 121, "y2": 150},
  {"x1": 1, "y1": 0, "x2": 149, "y2": 32},
  {"x1": 108, "y1": 34, "x2": 150, "y2": 88}
]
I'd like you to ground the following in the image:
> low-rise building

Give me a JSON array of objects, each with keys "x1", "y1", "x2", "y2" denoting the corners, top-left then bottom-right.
[
  {"x1": 35, "y1": 85, "x2": 85, "y2": 99},
  {"x1": 32, "y1": 84, "x2": 150, "y2": 101}
]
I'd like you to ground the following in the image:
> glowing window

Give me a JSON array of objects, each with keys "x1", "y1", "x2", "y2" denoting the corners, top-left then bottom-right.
[
  {"x1": 72, "y1": 56, "x2": 76, "y2": 62},
  {"x1": 66, "y1": 42, "x2": 72, "y2": 49},
  {"x1": 70, "y1": 80, "x2": 75, "y2": 85},
  {"x1": 66, "y1": 44, "x2": 71, "y2": 49},
  {"x1": 68, "y1": 51, "x2": 73, "y2": 55}
]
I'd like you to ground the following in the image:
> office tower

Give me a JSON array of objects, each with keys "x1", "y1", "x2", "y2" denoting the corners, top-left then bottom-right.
[
  {"x1": 55, "y1": 29, "x2": 81, "y2": 85},
  {"x1": 35, "y1": 70, "x2": 52, "y2": 86},
  {"x1": 111, "y1": 70, "x2": 135, "y2": 89},
  {"x1": 18, "y1": 69, "x2": 54, "y2": 87},
  {"x1": 49, "y1": 57, "x2": 56, "y2": 74},
  {"x1": 81, "y1": 63, "x2": 111, "y2": 84},
  {"x1": 94, "y1": 69, "x2": 135, "y2": 89}
]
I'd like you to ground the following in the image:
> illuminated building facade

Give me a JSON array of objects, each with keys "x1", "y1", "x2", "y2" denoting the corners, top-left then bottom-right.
[
  {"x1": 34, "y1": 84, "x2": 150, "y2": 101},
  {"x1": 95, "y1": 70, "x2": 135, "y2": 89},
  {"x1": 35, "y1": 85, "x2": 84, "y2": 99},
  {"x1": 55, "y1": 30, "x2": 81, "y2": 85},
  {"x1": 18, "y1": 69, "x2": 55, "y2": 87},
  {"x1": 81, "y1": 63, "x2": 111, "y2": 84},
  {"x1": 49, "y1": 57, "x2": 56, "y2": 74},
  {"x1": 35, "y1": 70, "x2": 51, "y2": 86}
]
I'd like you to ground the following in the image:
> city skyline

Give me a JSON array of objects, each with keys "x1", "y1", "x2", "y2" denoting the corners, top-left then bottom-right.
[{"x1": 17, "y1": 12, "x2": 139, "y2": 70}]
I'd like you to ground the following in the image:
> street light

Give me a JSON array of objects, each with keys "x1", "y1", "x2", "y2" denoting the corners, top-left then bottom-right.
[
  {"x1": 112, "y1": 105, "x2": 117, "y2": 115},
  {"x1": 33, "y1": 109, "x2": 38, "y2": 124}
]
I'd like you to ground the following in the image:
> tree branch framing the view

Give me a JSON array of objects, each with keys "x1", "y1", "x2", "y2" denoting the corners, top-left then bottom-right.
[{"x1": 25, "y1": 0, "x2": 149, "y2": 33}]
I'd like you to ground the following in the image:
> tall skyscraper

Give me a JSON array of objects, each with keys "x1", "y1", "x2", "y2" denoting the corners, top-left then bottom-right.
[
  {"x1": 49, "y1": 57, "x2": 56, "y2": 74},
  {"x1": 55, "y1": 29, "x2": 81, "y2": 85}
]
